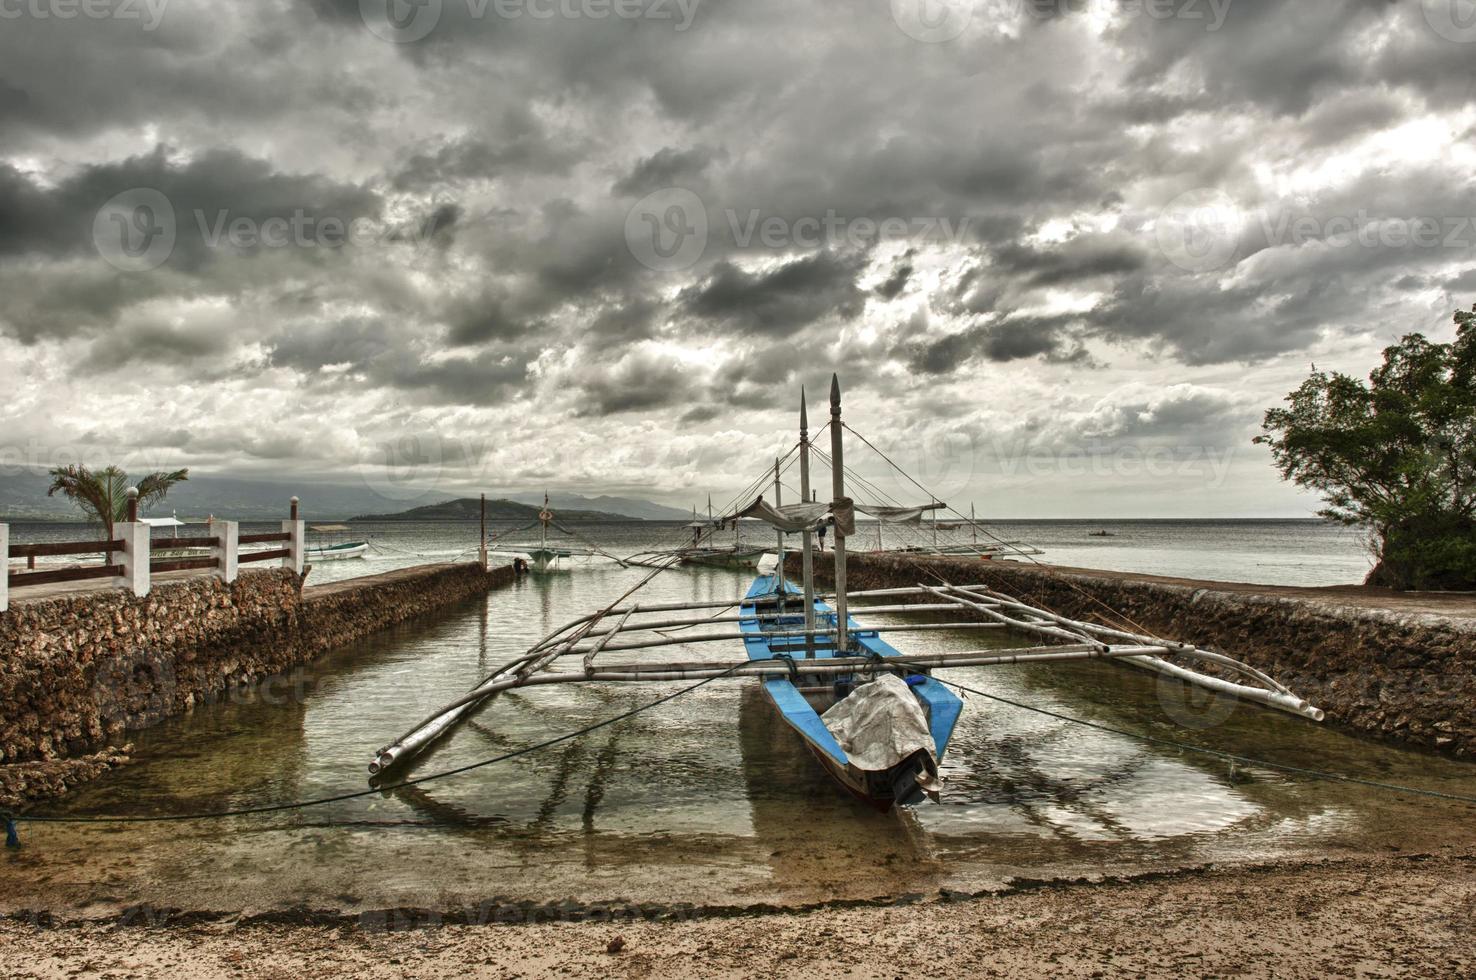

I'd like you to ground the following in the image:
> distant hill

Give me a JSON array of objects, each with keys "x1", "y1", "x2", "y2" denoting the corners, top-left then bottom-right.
[
  {"x1": 350, "y1": 498, "x2": 635, "y2": 522},
  {"x1": 0, "y1": 469, "x2": 454, "y2": 522},
  {"x1": 502, "y1": 492, "x2": 693, "y2": 522}
]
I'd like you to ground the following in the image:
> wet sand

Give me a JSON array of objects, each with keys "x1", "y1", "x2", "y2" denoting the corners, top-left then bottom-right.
[{"x1": 3, "y1": 852, "x2": 1473, "y2": 978}]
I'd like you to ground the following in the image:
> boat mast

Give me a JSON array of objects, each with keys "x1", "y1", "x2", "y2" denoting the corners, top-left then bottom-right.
[
  {"x1": 829, "y1": 374, "x2": 849, "y2": 652},
  {"x1": 773, "y1": 456, "x2": 785, "y2": 601},
  {"x1": 798, "y1": 388, "x2": 816, "y2": 648}
]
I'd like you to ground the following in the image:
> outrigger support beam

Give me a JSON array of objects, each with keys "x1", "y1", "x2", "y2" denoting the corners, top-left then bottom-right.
[{"x1": 368, "y1": 574, "x2": 1323, "y2": 779}]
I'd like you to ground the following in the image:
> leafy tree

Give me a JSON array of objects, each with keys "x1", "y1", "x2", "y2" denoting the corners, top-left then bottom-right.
[
  {"x1": 46, "y1": 465, "x2": 190, "y2": 542},
  {"x1": 1256, "y1": 306, "x2": 1476, "y2": 590}
]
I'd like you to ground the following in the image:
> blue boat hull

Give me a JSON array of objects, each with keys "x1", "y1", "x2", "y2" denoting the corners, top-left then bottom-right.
[{"x1": 739, "y1": 574, "x2": 963, "y2": 810}]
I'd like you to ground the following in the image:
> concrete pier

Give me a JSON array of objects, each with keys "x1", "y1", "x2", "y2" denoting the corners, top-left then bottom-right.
[
  {"x1": 0, "y1": 563, "x2": 515, "y2": 776},
  {"x1": 789, "y1": 553, "x2": 1476, "y2": 757}
]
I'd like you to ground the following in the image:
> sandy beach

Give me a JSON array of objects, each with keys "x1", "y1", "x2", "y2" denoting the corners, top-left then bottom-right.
[{"x1": 4, "y1": 851, "x2": 1473, "y2": 979}]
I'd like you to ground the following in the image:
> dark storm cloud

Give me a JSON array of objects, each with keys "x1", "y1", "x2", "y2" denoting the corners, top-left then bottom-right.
[
  {"x1": 3, "y1": 0, "x2": 1473, "y2": 491},
  {"x1": 0, "y1": 145, "x2": 380, "y2": 268},
  {"x1": 391, "y1": 114, "x2": 580, "y2": 191},
  {"x1": 875, "y1": 256, "x2": 913, "y2": 300},
  {"x1": 612, "y1": 146, "x2": 719, "y2": 197},
  {"x1": 681, "y1": 252, "x2": 867, "y2": 337},
  {"x1": 991, "y1": 239, "x2": 1148, "y2": 287},
  {"x1": 906, "y1": 317, "x2": 1073, "y2": 374},
  {"x1": 572, "y1": 350, "x2": 697, "y2": 416}
]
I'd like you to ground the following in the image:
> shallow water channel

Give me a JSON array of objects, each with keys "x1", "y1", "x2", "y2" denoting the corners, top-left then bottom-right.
[{"x1": 8, "y1": 562, "x2": 1476, "y2": 917}]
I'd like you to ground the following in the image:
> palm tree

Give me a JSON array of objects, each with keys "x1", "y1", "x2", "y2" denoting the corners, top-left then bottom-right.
[{"x1": 46, "y1": 465, "x2": 190, "y2": 546}]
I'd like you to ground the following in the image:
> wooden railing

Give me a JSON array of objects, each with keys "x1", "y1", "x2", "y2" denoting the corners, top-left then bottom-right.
[{"x1": 1, "y1": 495, "x2": 304, "y2": 613}]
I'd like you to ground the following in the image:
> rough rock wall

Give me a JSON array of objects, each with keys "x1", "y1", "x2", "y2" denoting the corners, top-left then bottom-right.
[
  {"x1": 787, "y1": 553, "x2": 1476, "y2": 758},
  {"x1": 0, "y1": 563, "x2": 513, "y2": 765}
]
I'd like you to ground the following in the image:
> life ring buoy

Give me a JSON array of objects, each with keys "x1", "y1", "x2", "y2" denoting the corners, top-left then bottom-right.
[{"x1": 538, "y1": 509, "x2": 553, "y2": 522}]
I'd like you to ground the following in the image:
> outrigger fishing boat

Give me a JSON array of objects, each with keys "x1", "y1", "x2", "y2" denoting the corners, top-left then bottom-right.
[
  {"x1": 626, "y1": 499, "x2": 769, "y2": 570},
  {"x1": 305, "y1": 524, "x2": 369, "y2": 561},
  {"x1": 368, "y1": 377, "x2": 1323, "y2": 809},
  {"x1": 487, "y1": 494, "x2": 629, "y2": 572}
]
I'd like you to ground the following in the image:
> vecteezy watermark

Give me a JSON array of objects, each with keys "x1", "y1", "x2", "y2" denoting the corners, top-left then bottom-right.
[
  {"x1": 1422, "y1": 0, "x2": 1476, "y2": 43},
  {"x1": 90, "y1": 189, "x2": 475, "y2": 271},
  {"x1": 92, "y1": 188, "x2": 176, "y2": 273},
  {"x1": 624, "y1": 187, "x2": 709, "y2": 273},
  {"x1": 624, "y1": 187, "x2": 974, "y2": 272},
  {"x1": 358, "y1": 0, "x2": 701, "y2": 44},
  {"x1": 1156, "y1": 190, "x2": 1476, "y2": 274},
  {"x1": 0, "y1": 0, "x2": 168, "y2": 30},
  {"x1": 1154, "y1": 189, "x2": 1241, "y2": 274},
  {"x1": 889, "y1": 0, "x2": 1233, "y2": 43},
  {"x1": 357, "y1": 429, "x2": 447, "y2": 503}
]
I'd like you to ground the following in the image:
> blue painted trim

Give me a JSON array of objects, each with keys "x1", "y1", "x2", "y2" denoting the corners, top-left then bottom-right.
[{"x1": 739, "y1": 572, "x2": 964, "y2": 763}]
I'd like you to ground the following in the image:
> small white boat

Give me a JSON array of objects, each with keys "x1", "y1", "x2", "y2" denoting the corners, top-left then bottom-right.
[{"x1": 306, "y1": 525, "x2": 368, "y2": 561}]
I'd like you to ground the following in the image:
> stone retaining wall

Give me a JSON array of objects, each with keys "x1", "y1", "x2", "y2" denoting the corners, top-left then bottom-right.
[
  {"x1": 787, "y1": 553, "x2": 1476, "y2": 758},
  {"x1": 0, "y1": 563, "x2": 514, "y2": 767}
]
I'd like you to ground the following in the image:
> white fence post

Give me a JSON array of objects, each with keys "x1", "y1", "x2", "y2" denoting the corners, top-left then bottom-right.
[
  {"x1": 115, "y1": 526, "x2": 151, "y2": 597},
  {"x1": 213, "y1": 520, "x2": 239, "y2": 583},
  {"x1": 115, "y1": 486, "x2": 150, "y2": 597},
  {"x1": 283, "y1": 496, "x2": 305, "y2": 574},
  {"x1": 0, "y1": 523, "x2": 9, "y2": 613}
]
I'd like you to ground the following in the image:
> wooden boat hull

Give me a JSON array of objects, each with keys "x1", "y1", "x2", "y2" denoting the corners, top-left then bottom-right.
[
  {"x1": 740, "y1": 575, "x2": 962, "y2": 810},
  {"x1": 306, "y1": 541, "x2": 368, "y2": 560},
  {"x1": 681, "y1": 547, "x2": 769, "y2": 569}
]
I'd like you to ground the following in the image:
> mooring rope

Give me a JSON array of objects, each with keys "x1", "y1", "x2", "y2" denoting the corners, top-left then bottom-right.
[
  {"x1": 923, "y1": 669, "x2": 1476, "y2": 807},
  {"x1": 0, "y1": 659, "x2": 758, "y2": 835}
]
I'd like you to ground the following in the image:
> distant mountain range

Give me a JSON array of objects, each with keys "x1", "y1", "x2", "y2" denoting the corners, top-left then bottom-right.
[
  {"x1": 501, "y1": 492, "x2": 692, "y2": 522},
  {"x1": 349, "y1": 498, "x2": 633, "y2": 522},
  {"x1": 0, "y1": 469, "x2": 692, "y2": 522}
]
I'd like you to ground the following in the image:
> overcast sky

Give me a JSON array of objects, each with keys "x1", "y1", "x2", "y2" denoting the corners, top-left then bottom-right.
[{"x1": 1, "y1": 0, "x2": 1473, "y2": 517}]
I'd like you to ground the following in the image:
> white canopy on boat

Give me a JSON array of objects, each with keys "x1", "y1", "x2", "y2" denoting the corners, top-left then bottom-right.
[
  {"x1": 855, "y1": 502, "x2": 947, "y2": 524},
  {"x1": 141, "y1": 515, "x2": 185, "y2": 528}
]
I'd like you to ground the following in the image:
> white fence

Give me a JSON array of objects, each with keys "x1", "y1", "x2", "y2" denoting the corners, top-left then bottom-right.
[{"x1": 1, "y1": 495, "x2": 305, "y2": 613}]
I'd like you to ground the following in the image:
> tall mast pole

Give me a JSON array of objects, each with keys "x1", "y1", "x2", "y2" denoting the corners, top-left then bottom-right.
[
  {"x1": 829, "y1": 374, "x2": 849, "y2": 653},
  {"x1": 798, "y1": 388, "x2": 815, "y2": 648},
  {"x1": 774, "y1": 456, "x2": 785, "y2": 600}
]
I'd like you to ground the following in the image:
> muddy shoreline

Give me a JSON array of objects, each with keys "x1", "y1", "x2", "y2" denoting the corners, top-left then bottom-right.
[{"x1": 3, "y1": 852, "x2": 1472, "y2": 978}]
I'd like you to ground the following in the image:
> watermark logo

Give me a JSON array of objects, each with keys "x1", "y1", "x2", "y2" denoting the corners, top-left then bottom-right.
[
  {"x1": 1155, "y1": 673, "x2": 1236, "y2": 730},
  {"x1": 360, "y1": 0, "x2": 443, "y2": 43},
  {"x1": 890, "y1": 0, "x2": 973, "y2": 42},
  {"x1": 889, "y1": 0, "x2": 1232, "y2": 42},
  {"x1": 1154, "y1": 189, "x2": 1240, "y2": 273},
  {"x1": 359, "y1": 0, "x2": 701, "y2": 42},
  {"x1": 92, "y1": 188, "x2": 176, "y2": 273},
  {"x1": 357, "y1": 429, "x2": 446, "y2": 503},
  {"x1": 1423, "y1": 0, "x2": 1476, "y2": 43},
  {"x1": 91, "y1": 648, "x2": 178, "y2": 734},
  {"x1": 625, "y1": 187, "x2": 708, "y2": 272},
  {"x1": 0, "y1": 0, "x2": 169, "y2": 30}
]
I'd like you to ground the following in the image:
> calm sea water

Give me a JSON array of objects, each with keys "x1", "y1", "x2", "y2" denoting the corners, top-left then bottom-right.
[
  {"x1": 6, "y1": 517, "x2": 1474, "y2": 915},
  {"x1": 9, "y1": 516, "x2": 1374, "y2": 587}
]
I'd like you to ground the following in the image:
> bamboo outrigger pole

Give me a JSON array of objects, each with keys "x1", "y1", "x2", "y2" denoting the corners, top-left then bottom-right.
[{"x1": 829, "y1": 374, "x2": 849, "y2": 653}]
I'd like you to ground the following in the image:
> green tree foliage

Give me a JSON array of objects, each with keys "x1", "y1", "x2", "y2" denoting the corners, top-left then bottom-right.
[
  {"x1": 1257, "y1": 306, "x2": 1476, "y2": 590},
  {"x1": 46, "y1": 465, "x2": 190, "y2": 541}
]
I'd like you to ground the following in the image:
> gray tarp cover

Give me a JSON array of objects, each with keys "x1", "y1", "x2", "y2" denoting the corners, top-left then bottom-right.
[
  {"x1": 731, "y1": 496, "x2": 856, "y2": 535},
  {"x1": 731, "y1": 498, "x2": 944, "y2": 534},
  {"x1": 820, "y1": 674, "x2": 939, "y2": 773}
]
